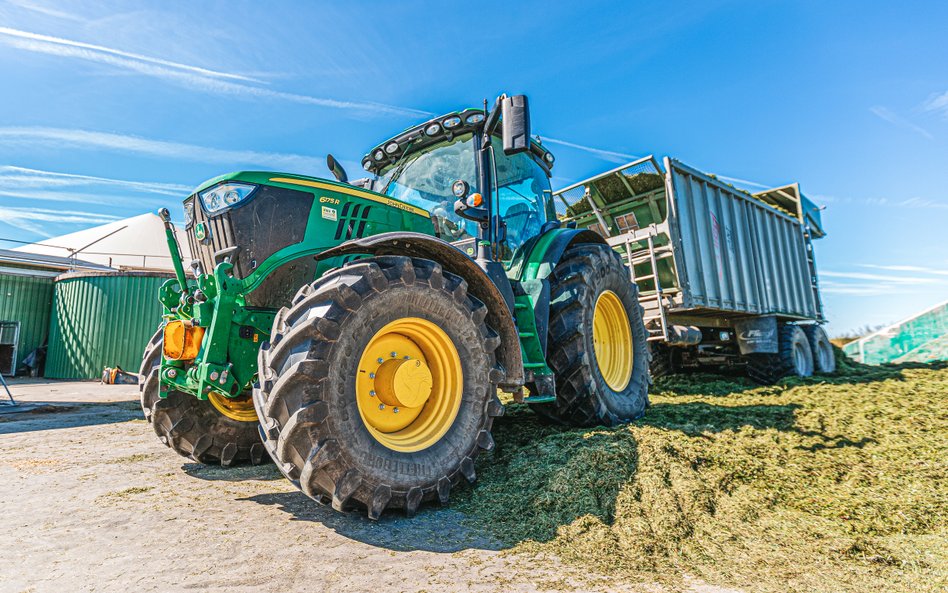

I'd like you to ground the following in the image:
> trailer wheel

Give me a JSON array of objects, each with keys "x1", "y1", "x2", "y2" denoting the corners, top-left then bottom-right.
[
  {"x1": 648, "y1": 342, "x2": 681, "y2": 380},
  {"x1": 139, "y1": 328, "x2": 266, "y2": 466},
  {"x1": 746, "y1": 324, "x2": 814, "y2": 384},
  {"x1": 803, "y1": 325, "x2": 836, "y2": 374},
  {"x1": 530, "y1": 243, "x2": 649, "y2": 426},
  {"x1": 253, "y1": 256, "x2": 501, "y2": 519}
]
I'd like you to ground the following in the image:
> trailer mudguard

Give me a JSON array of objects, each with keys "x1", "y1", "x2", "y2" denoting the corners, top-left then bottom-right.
[{"x1": 315, "y1": 232, "x2": 524, "y2": 390}]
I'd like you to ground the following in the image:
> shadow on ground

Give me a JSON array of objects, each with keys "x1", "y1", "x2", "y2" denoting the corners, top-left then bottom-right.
[
  {"x1": 239, "y1": 489, "x2": 503, "y2": 552},
  {"x1": 0, "y1": 401, "x2": 141, "y2": 434}
]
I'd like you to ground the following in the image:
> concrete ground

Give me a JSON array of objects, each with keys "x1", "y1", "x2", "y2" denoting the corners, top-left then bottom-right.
[{"x1": 0, "y1": 380, "x2": 732, "y2": 593}]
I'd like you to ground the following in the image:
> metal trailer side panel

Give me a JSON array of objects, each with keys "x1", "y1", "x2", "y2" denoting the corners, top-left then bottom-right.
[{"x1": 665, "y1": 159, "x2": 818, "y2": 319}]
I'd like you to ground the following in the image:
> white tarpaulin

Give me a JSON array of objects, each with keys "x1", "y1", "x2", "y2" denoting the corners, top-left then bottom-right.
[{"x1": 13, "y1": 212, "x2": 190, "y2": 272}]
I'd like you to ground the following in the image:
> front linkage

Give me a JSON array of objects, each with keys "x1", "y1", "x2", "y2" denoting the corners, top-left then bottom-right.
[{"x1": 156, "y1": 209, "x2": 274, "y2": 404}]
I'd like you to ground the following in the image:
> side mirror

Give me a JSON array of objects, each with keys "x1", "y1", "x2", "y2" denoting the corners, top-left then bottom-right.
[
  {"x1": 326, "y1": 154, "x2": 348, "y2": 183},
  {"x1": 501, "y1": 95, "x2": 531, "y2": 155}
]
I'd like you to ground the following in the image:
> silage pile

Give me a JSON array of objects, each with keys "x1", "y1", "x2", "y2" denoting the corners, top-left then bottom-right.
[{"x1": 457, "y1": 355, "x2": 948, "y2": 592}]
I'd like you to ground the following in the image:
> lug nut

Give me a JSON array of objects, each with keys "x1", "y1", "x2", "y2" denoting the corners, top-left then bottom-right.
[
  {"x1": 390, "y1": 352, "x2": 397, "y2": 358},
  {"x1": 377, "y1": 357, "x2": 384, "y2": 364},
  {"x1": 167, "y1": 368, "x2": 177, "y2": 378},
  {"x1": 403, "y1": 355, "x2": 410, "y2": 360},
  {"x1": 378, "y1": 403, "x2": 385, "y2": 410},
  {"x1": 369, "y1": 390, "x2": 376, "y2": 397},
  {"x1": 393, "y1": 407, "x2": 399, "y2": 414},
  {"x1": 369, "y1": 372, "x2": 375, "y2": 379}
]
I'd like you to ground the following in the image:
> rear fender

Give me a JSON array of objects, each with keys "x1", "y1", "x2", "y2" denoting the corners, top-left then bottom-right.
[{"x1": 316, "y1": 232, "x2": 524, "y2": 390}]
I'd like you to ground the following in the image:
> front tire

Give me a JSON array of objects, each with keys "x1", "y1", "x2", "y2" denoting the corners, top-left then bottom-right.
[
  {"x1": 254, "y1": 256, "x2": 502, "y2": 519},
  {"x1": 530, "y1": 243, "x2": 650, "y2": 426},
  {"x1": 139, "y1": 329, "x2": 266, "y2": 466}
]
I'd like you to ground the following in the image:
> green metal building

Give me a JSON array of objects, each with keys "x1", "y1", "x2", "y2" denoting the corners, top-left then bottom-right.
[
  {"x1": 0, "y1": 249, "x2": 112, "y2": 376},
  {"x1": 45, "y1": 271, "x2": 172, "y2": 380}
]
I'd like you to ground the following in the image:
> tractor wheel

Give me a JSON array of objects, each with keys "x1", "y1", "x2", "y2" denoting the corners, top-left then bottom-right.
[
  {"x1": 530, "y1": 243, "x2": 650, "y2": 427},
  {"x1": 139, "y1": 328, "x2": 266, "y2": 466},
  {"x1": 253, "y1": 256, "x2": 502, "y2": 519},
  {"x1": 745, "y1": 324, "x2": 814, "y2": 384},
  {"x1": 803, "y1": 325, "x2": 836, "y2": 374}
]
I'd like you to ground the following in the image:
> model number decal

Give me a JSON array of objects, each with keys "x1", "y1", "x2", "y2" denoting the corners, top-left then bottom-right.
[{"x1": 320, "y1": 196, "x2": 340, "y2": 205}]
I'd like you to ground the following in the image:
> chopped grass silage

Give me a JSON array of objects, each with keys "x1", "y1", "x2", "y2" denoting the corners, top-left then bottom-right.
[{"x1": 456, "y1": 356, "x2": 948, "y2": 592}]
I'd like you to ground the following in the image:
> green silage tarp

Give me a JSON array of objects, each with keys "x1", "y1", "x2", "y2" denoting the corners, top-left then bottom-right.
[{"x1": 843, "y1": 300, "x2": 948, "y2": 364}]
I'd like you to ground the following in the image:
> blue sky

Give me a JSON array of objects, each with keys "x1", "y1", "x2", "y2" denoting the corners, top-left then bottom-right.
[{"x1": 0, "y1": 0, "x2": 946, "y2": 336}]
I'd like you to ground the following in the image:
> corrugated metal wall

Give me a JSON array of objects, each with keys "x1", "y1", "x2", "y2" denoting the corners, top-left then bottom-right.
[
  {"x1": 45, "y1": 272, "x2": 169, "y2": 379},
  {"x1": 666, "y1": 159, "x2": 818, "y2": 319},
  {"x1": 0, "y1": 271, "x2": 54, "y2": 373}
]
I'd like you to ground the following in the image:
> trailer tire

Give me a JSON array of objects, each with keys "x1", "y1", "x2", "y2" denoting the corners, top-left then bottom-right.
[
  {"x1": 803, "y1": 325, "x2": 836, "y2": 374},
  {"x1": 253, "y1": 256, "x2": 501, "y2": 519},
  {"x1": 648, "y1": 342, "x2": 680, "y2": 380},
  {"x1": 746, "y1": 324, "x2": 814, "y2": 384},
  {"x1": 530, "y1": 243, "x2": 650, "y2": 426},
  {"x1": 139, "y1": 328, "x2": 266, "y2": 466}
]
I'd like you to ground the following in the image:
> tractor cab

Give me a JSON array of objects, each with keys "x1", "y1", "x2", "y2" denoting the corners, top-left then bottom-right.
[{"x1": 360, "y1": 106, "x2": 558, "y2": 261}]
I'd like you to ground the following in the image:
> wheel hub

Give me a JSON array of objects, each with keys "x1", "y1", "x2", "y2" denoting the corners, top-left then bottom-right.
[
  {"x1": 355, "y1": 318, "x2": 463, "y2": 452},
  {"x1": 592, "y1": 290, "x2": 633, "y2": 392},
  {"x1": 374, "y1": 357, "x2": 433, "y2": 408}
]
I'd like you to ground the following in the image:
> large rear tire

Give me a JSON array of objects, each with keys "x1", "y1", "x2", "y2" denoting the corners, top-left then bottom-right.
[
  {"x1": 803, "y1": 324, "x2": 836, "y2": 374},
  {"x1": 746, "y1": 323, "x2": 814, "y2": 384},
  {"x1": 529, "y1": 243, "x2": 650, "y2": 426},
  {"x1": 139, "y1": 329, "x2": 266, "y2": 466},
  {"x1": 253, "y1": 256, "x2": 502, "y2": 519}
]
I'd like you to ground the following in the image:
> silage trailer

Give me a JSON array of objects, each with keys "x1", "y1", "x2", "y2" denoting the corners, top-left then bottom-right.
[{"x1": 554, "y1": 156, "x2": 834, "y2": 383}]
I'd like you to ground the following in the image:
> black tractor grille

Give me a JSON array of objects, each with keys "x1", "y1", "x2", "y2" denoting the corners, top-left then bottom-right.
[{"x1": 186, "y1": 184, "x2": 315, "y2": 307}]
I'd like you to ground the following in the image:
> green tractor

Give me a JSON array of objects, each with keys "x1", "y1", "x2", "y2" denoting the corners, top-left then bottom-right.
[{"x1": 141, "y1": 94, "x2": 650, "y2": 518}]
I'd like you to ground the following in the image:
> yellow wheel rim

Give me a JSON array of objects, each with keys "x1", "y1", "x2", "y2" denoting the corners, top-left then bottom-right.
[
  {"x1": 356, "y1": 318, "x2": 463, "y2": 452},
  {"x1": 592, "y1": 290, "x2": 633, "y2": 392},
  {"x1": 208, "y1": 392, "x2": 258, "y2": 422}
]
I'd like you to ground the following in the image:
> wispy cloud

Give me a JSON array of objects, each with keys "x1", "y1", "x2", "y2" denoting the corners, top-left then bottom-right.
[
  {"x1": 0, "y1": 205, "x2": 121, "y2": 237},
  {"x1": 0, "y1": 166, "x2": 190, "y2": 197},
  {"x1": 820, "y1": 270, "x2": 943, "y2": 285},
  {"x1": 0, "y1": 127, "x2": 323, "y2": 171},
  {"x1": 869, "y1": 105, "x2": 933, "y2": 139},
  {"x1": 860, "y1": 263, "x2": 948, "y2": 276},
  {"x1": 0, "y1": 26, "x2": 431, "y2": 118},
  {"x1": 5, "y1": 0, "x2": 86, "y2": 22},
  {"x1": 542, "y1": 137, "x2": 639, "y2": 163},
  {"x1": 0, "y1": 26, "x2": 264, "y2": 83},
  {"x1": 923, "y1": 90, "x2": 948, "y2": 118},
  {"x1": 716, "y1": 175, "x2": 770, "y2": 189}
]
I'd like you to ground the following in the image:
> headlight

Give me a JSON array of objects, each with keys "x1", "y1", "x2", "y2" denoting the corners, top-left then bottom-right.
[
  {"x1": 199, "y1": 182, "x2": 256, "y2": 213},
  {"x1": 183, "y1": 200, "x2": 194, "y2": 225}
]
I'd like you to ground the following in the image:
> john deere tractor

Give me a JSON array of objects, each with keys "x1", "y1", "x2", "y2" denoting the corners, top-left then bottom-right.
[{"x1": 141, "y1": 94, "x2": 649, "y2": 518}]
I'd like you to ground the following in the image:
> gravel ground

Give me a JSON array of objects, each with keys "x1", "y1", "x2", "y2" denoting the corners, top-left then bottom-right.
[{"x1": 0, "y1": 380, "x2": 735, "y2": 593}]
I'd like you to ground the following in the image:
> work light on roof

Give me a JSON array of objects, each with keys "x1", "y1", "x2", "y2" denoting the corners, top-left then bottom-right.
[
  {"x1": 442, "y1": 116, "x2": 462, "y2": 129},
  {"x1": 384, "y1": 142, "x2": 399, "y2": 154},
  {"x1": 425, "y1": 123, "x2": 441, "y2": 136},
  {"x1": 374, "y1": 149, "x2": 385, "y2": 161},
  {"x1": 183, "y1": 200, "x2": 194, "y2": 226},
  {"x1": 465, "y1": 113, "x2": 485, "y2": 124},
  {"x1": 544, "y1": 153, "x2": 555, "y2": 164}
]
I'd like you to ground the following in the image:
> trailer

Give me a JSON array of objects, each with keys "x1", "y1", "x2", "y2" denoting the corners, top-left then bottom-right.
[{"x1": 554, "y1": 156, "x2": 834, "y2": 383}]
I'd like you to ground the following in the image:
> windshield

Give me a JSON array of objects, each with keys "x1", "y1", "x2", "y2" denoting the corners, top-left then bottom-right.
[
  {"x1": 377, "y1": 132, "x2": 554, "y2": 255},
  {"x1": 378, "y1": 133, "x2": 478, "y2": 241}
]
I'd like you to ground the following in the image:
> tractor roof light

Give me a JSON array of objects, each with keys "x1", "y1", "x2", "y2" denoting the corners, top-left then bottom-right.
[
  {"x1": 442, "y1": 116, "x2": 462, "y2": 129},
  {"x1": 465, "y1": 113, "x2": 485, "y2": 125},
  {"x1": 384, "y1": 142, "x2": 400, "y2": 154},
  {"x1": 199, "y1": 182, "x2": 256, "y2": 214},
  {"x1": 425, "y1": 123, "x2": 441, "y2": 136}
]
